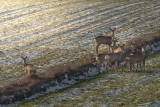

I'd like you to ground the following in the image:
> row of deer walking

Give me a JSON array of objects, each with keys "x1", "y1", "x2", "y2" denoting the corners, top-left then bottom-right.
[{"x1": 94, "y1": 27, "x2": 149, "y2": 73}]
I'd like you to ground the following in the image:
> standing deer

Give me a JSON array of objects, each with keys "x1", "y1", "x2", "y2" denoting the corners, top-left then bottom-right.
[
  {"x1": 125, "y1": 47, "x2": 146, "y2": 71},
  {"x1": 21, "y1": 56, "x2": 36, "y2": 75},
  {"x1": 94, "y1": 27, "x2": 117, "y2": 54},
  {"x1": 116, "y1": 48, "x2": 132, "y2": 71},
  {"x1": 105, "y1": 44, "x2": 126, "y2": 70}
]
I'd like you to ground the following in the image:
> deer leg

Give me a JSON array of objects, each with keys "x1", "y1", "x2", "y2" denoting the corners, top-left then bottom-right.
[
  {"x1": 117, "y1": 61, "x2": 120, "y2": 69},
  {"x1": 129, "y1": 63, "x2": 131, "y2": 71},
  {"x1": 115, "y1": 61, "x2": 119, "y2": 69},
  {"x1": 124, "y1": 60, "x2": 128, "y2": 71},
  {"x1": 140, "y1": 62, "x2": 142, "y2": 71},
  {"x1": 96, "y1": 44, "x2": 100, "y2": 54},
  {"x1": 143, "y1": 58, "x2": 145, "y2": 71},
  {"x1": 137, "y1": 62, "x2": 139, "y2": 69},
  {"x1": 96, "y1": 61, "x2": 100, "y2": 73},
  {"x1": 136, "y1": 62, "x2": 139, "y2": 71},
  {"x1": 111, "y1": 63, "x2": 114, "y2": 71},
  {"x1": 113, "y1": 61, "x2": 116, "y2": 70},
  {"x1": 122, "y1": 63, "x2": 125, "y2": 72},
  {"x1": 109, "y1": 45, "x2": 111, "y2": 52},
  {"x1": 133, "y1": 63, "x2": 135, "y2": 71},
  {"x1": 130, "y1": 62, "x2": 133, "y2": 71},
  {"x1": 96, "y1": 61, "x2": 99, "y2": 69},
  {"x1": 105, "y1": 61, "x2": 109, "y2": 71}
]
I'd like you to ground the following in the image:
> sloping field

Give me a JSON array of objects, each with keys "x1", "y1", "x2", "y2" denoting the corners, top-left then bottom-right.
[
  {"x1": 17, "y1": 51, "x2": 160, "y2": 106},
  {"x1": 0, "y1": 0, "x2": 160, "y2": 84},
  {"x1": 0, "y1": 0, "x2": 160, "y2": 106}
]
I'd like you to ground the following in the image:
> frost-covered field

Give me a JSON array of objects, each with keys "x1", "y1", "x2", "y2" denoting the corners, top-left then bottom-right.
[
  {"x1": 0, "y1": 0, "x2": 160, "y2": 83},
  {"x1": 0, "y1": 0, "x2": 160, "y2": 106},
  {"x1": 17, "y1": 50, "x2": 160, "y2": 107}
]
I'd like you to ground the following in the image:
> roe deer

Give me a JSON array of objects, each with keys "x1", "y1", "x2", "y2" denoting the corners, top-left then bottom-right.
[
  {"x1": 21, "y1": 56, "x2": 37, "y2": 75},
  {"x1": 105, "y1": 44, "x2": 126, "y2": 70},
  {"x1": 125, "y1": 47, "x2": 146, "y2": 71},
  {"x1": 94, "y1": 43, "x2": 123, "y2": 72},
  {"x1": 94, "y1": 27, "x2": 117, "y2": 54}
]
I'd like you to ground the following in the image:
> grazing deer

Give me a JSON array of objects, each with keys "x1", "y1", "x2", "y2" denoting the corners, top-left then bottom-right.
[
  {"x1": 21, "y1": 56, "x2": 36, "y2": 75},
  {"x1": 94, "y1": 27, "x2": 117, "y2": 54}
]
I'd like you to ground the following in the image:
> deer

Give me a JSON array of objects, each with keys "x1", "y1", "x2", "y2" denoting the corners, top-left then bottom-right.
[
  {"x1": 95, "y1": 43, "x2": 131, "y2": 72},
  {"x1": 21, "y1": 56, "x2": 37, "y2": 76},
  {"x1": 130, "y1": 41, "x2": 152, "y2": 71},
  {"x1": 105, "y1": 44, "x2": 126, "y2": 70},
  {"x1": 125, "y1": 46, "x2": 146, "y2": 71},
  {"x1": 92, "y1": 43, "x2": 122, "y2": 72},
  {"x1": 94, "y1": 27, "x2": 117, "y2": 54},
  {"x1": 116, "y1": 48, "x2": 132, "y2": 71}
]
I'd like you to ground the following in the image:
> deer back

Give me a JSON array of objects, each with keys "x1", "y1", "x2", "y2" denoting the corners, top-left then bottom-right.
[
  {"x1": 130, "y1": 51, "x2": 144, "y2": 62},
  {"x1": 120, "y1": 49, "x2": 132, "y2": 62},
  {"x1": 105, "y1": 53, "x2": 121, "y2": 62},
  {"x1": 95, "y1": 36, "x2": 112, "y2": 45}
]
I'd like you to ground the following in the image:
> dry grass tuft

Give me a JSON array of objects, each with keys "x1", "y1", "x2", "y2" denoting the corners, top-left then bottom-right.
[{"x1": 126, "y1": 31, "x2": 160, "y2": 48}]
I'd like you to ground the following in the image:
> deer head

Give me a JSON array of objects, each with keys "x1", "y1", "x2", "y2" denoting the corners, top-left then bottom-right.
[{"x1": 109, "y1": 27, "x2": 116, "y2": 39}]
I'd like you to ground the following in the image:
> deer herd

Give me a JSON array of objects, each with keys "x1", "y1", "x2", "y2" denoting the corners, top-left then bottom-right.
[
  {"x1": 21, "y1": 27, "x2": 151, "y2": 76},
  {"x1": 93, "y1": 27, "x2": 150, "y2": 73}
]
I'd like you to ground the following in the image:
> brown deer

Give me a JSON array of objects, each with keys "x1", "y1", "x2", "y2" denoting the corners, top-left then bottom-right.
[
  {"x1": 125, "y1": 47, "x2": 146, "y2": 71},
  {"x1": 21, "y1": 56, "x2": 37, "y2": 75},
  {"x1": 105, "y1": 44, "x2": 126, "y2": 70},
  {"x1": 116, "y1": 48, "x2": 132, "y2": 71},
  {"x1": 94, "y1": 27, "x2": 117, "y2": 54},
  {"x1": 128, "y1": 41, "x2": 152, "y2": 71}
]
